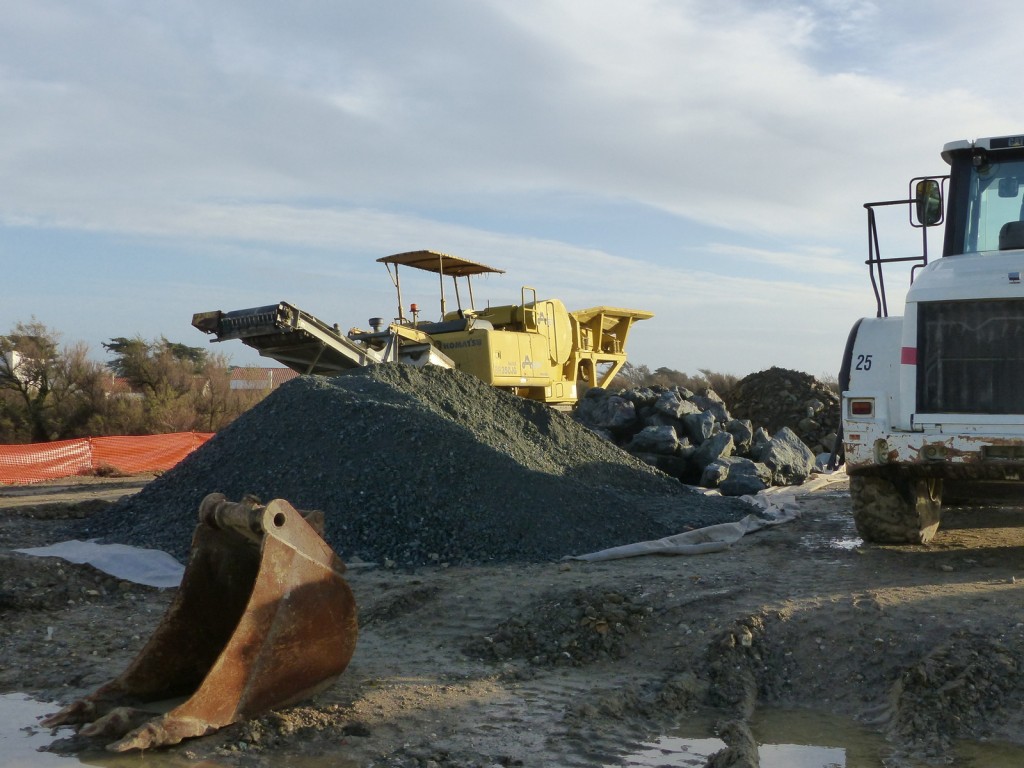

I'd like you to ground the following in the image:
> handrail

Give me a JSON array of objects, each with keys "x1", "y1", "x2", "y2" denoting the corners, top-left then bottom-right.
[
  {"x1": 863, "y1": 176, "x2": 948, "y2": 318},
  {"x1": 521, "y1": 286, "x2": 538, "y2": 330},
  {"x1": 864, "y1": 199, "x2": 928, "y2": 318}
]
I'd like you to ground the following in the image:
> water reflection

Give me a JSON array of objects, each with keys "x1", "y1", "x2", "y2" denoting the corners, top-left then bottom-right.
[
  {"x1": 617, "y1": 733, "x2": 846, "y2": 768},
  {"x1": 11, "y1": 694, "x2": 1023, "y2": 768},
  {"x1": 1, "y1": 693, "x2": 231, "y2": 768},
  {"x1": 3, "y1": 693, "x2": 363, "y2": 768}
]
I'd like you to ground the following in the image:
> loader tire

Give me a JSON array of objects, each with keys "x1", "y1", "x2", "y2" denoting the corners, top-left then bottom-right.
[{"x1": 850, "y1": 474, "x2": 942, "y2": 544}]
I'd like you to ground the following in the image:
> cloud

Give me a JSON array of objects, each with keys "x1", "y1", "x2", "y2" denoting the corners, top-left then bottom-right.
[
  {"x1": 1, "y1": 0, "x2": 1009, "y2": 238},
  {"x1": 2, "y1": 0, "x2": 1023, "y2": 377}
]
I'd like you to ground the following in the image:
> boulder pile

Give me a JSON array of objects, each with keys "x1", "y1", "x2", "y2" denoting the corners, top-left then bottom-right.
[{"x1": 574, "y1": 367, "x2": 839, "y2": 497}]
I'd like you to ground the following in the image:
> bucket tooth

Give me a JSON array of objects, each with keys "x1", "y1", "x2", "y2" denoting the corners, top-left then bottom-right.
[{"x1": 42, "y1": 493, "x2": 358, "y2": 751}]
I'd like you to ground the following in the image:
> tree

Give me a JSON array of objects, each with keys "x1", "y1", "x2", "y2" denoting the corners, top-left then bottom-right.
[
  {"x1": 612, "y1": 362, "x2": 652, "y2": 389},
  {"x1": 649, "y1": 366, "x2": 691, "y2": 389},
  {"x1": 100, "y1": 336, "x2": 265, "y2": 433},
  {"x1": 607, "y1": 360, "x2": 739, "y2": 398},
  {"x1": 101, "y1": 336, "x2": 204, "y2": 433},
  {"x1": 0, "y1": 320, "x2": 106, "y2": 442},
  {"x1": 192, "y1": 355, "x2": 266, "y2": 432},
  {"x1": 0, "y1": 323, "x2": 273, "y2": 441},
  {"x1": 103, "y1": 336, "x2": 207, "y2": 400}
]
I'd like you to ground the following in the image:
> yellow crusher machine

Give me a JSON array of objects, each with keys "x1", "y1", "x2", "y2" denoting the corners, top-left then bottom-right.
[{"x1": 192, "y1": 249, "x2": 653, "y2": 407}]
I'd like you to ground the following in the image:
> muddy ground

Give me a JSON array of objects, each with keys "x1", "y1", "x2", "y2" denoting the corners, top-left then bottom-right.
[{"x1": 2, "y1": 475, "x2": 1024, "y2": 767}]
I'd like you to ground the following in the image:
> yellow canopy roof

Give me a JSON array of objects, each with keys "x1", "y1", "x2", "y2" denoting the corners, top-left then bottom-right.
[{"x1": 378, "y1": 250, "x2": 505, "y2": 278}]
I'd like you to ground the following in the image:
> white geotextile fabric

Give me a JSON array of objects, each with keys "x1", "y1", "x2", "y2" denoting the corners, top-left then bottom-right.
[
  {"x1": 568, "y1": 467, "x2": 848, "y2": 562},
  {"x1": 15, "y1": 540, "x2": 185, "y2": 588}
]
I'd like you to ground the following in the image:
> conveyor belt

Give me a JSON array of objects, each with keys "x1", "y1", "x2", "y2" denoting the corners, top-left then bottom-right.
[{"x1": 193, "y1": 302, "x2": 383, "y2": 375}]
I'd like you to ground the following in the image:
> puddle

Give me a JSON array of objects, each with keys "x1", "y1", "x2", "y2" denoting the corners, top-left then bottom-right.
[
  {"x1": 0, "y1": 692, "x2": 229, "y2": 767},
  {"x1": 2, "y1": 693, "x2": 101, "y2": 767},
  {"x1": 791, "y1": 497, "x2": 865, "y2": 554},
  {"x1": 12, "y1": 693, "x2": 1023, "y2": 767},
  {"x1": 614, "y1": 707, "x2": 1024, "y2": 767},
  {"x1": 799, "y1": 532, "x2": 863, "y2": 555},
  {"x1": 826, "y1": 536, "x2": 863, "y2": 551},
  {"x1": 2, "y1": 692, "x2": 364, "y2": 768}
]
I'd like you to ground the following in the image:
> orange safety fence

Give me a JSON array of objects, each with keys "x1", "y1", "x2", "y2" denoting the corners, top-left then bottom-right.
[{"x1": 0, "y1": 432, "x2": 213, "y2": 485}]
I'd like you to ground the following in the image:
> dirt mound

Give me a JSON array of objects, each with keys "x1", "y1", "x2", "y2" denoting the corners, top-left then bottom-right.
[
  {"x1": 464, "y1": 587, "x2": 652, "y2": 666},
  {"x1": 888, "y1": 632, "x2": 1024, "y2": 754},
  {"x1": 80, "y1": 365, "x2": 751, "y2": 566},
  {"x1": 726, "y1": 367, "x2": 840, "y2": 455}
]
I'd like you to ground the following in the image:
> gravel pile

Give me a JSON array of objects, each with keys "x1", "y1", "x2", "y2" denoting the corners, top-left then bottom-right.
[{"x1": 81, "y1": 364, "x2": 751, "y2": 566}]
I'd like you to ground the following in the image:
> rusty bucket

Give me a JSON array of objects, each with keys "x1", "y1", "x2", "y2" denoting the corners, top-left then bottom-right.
[{"x1": 42, "y1": 493, "x2": 358, "y2": 751}]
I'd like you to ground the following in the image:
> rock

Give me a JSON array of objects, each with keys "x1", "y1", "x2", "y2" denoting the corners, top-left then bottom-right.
[
  {"x1": 653, "y1": 391, "x2": 688, "y2": 420},
  {"x1": 725, "y1": 419, "x2": 754, "y2": 454},
  {"x1": 621, "y1": 387, "x2": 658, "y2": 409},
  {"x1": 626, "y1": 425, "x2": 679, "y2": 455},
  {"x1": 573, "y1": 369, "x2": 838, "y2": 490},
  {"x1": 700, "y1": 460, "x2": 730, "y2": 489},
  {"x1": 821, "y1": 431, "x2": 838, "y2": 453},
  {"x1": 634, "y1": 452, "x2": 692, "y2": 479},
  {"x1": 755, "y1": 426, "x2": 816, "y2": 485},
  {"x1": 750, "y1": 427, "x2": 771, "y2": 459},
  {"x1": 682, "y1": 410, "x2": 716, "y2": 444},
  {"x1": 694, "y1": 432, "x2": 734, "y2": 470},
  {"x1": 575, "y1": 391, "x2": 637, "y2": 432},
  {"x1": 718, "y1": 458, "x2": 772, "y2": 496},
  {"x1": 691, "y1": 389, "x2": 730, "y2": 424}
]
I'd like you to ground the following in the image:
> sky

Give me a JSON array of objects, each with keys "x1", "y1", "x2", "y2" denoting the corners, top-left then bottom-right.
[{"x1": 3, "y1": 0, "x2": 1023, "y2": 380}]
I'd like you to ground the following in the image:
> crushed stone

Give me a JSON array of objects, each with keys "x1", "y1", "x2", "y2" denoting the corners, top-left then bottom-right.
[{"x1": 79, "y1": 364, "x2": 753, "y2": 566}]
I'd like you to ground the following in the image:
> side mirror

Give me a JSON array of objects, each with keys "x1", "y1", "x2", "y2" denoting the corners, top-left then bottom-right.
[{"x1": 914, "y1": 179, "x2": 942, "y2": 227}]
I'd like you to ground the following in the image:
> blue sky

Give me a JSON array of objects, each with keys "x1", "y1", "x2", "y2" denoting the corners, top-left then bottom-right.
[{"x1": 3, "y1": 0, "x2": 1022, "y2": 378}]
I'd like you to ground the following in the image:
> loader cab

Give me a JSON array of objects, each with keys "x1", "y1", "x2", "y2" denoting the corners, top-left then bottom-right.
[
  {"x1": 940, "y1": 136, "x2": 1024, "y2": 256},
  {"x1": 863, "y1": 134, "x2": 1024, "y2": 318}
]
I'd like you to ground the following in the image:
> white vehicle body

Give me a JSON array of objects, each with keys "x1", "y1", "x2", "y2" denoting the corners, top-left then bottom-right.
[{"x1": 840, "y1": 134, "x2": 1024, "y2": 542}]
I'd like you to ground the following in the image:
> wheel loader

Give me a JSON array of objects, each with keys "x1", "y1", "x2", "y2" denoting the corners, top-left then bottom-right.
[
  {"x1": 838, "y1": 133, "x2": 1024, "y2": 544},
  {"x1": 191, "y1": 249, "x2": 653, "y2": 407}
]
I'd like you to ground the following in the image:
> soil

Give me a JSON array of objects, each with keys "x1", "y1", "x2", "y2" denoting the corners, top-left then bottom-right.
[{"x1": 3, "y1": 475, "x2": 1024, "y2": 767}]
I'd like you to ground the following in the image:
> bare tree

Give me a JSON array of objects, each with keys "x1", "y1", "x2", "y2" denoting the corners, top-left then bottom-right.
[
  {"x1": 192, "y1": 354, "x2": 265, "y2": 432},
  {"x1": 607, "y1": 360, "x2": 739, "y2": 398},
  {"x1": 612, "y1": 361, "x2": 652, "y2": 389}
]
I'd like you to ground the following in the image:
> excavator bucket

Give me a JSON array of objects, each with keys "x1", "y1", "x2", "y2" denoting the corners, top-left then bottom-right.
[{"x1": 42, "y1": 493, "x2": 358, "y2": 752}]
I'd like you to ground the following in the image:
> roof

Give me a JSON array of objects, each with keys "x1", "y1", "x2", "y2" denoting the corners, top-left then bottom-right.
[{"x1": 377, "y1": 250, "x2": 505, "y2": 277}]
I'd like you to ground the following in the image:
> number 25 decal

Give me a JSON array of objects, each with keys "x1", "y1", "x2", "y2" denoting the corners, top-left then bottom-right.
[{"x1": 855, "y1": 354, "x2": 873, "y2": 371}]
